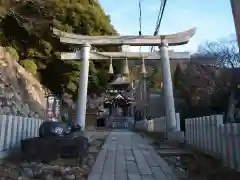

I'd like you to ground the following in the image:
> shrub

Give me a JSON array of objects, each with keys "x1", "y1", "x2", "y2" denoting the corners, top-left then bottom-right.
[
  {"x1": 19, "y1": 59, "x2": 38, "y2": 76},
  {"x1": 5, "y1": 46, "x2": 19, "y2": 61}
]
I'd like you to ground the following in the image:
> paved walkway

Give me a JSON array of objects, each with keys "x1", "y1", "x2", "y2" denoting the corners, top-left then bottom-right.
[{"x1": 88, "y1": 130, "x2": 178, "y2": 180}]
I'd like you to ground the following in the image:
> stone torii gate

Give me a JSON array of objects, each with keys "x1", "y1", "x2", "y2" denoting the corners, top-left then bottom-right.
[{"x1": 53, "y1": 28, "x2": 196, "y2": 131}]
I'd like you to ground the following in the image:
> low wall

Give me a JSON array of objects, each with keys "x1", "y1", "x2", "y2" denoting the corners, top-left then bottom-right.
[
  {"x1": 185, "y1": 114, "x2": 240, "y2": 170},
  {"x1": 135, "y1": 117, "x2": 166, "y2": 132},
  {"x1": 0, "y1": 114, "x2": 43, "y2": 159},
  {"x1": 126, "y1": 117, "x2": 134, "y2": 129},
  {"x1": 135, "y1": 113, "x2": 180, "y2": 132}
]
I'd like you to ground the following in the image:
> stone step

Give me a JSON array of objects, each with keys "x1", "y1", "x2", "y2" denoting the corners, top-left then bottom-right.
[
  {"x1": 158, "y1": 144, "x2": 177, "y2": 149},
  {"x1": 156, "y1": 149, "x2": 192, "y2": 156},
  {"x1": 112, "y1": 122, "x2": 128, "y2": 129},
  {"x1": 112, "y1": 123, "x2": 126, "y2": 127},
  {"x1": 112, "y1": 122, "x2": 127, "y2": 125},
  {"x1": 113, "y1": 119, "x2": 127, "y2": 122}
]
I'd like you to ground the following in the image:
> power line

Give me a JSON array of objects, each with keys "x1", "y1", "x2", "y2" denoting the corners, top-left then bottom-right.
[
  {"x1": 139, "y1": 0, "x2": 143, "y2": 53},
  {"x1": 150, "y1": 0, "x2": 168, "y2": 52},
  {"x1": 154, "y1": 0, "x2": 167, "y2": 35},
  {"x1": 139, "y1": 0, "x2": 142, "y2": 36},
  {"x1": 154, "y1": 1, "x2": 164, "y2": 34}
]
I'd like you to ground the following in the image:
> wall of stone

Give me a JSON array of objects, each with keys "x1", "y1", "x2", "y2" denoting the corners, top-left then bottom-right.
[{"x1": 0, "y1": 46, "x2": 47, "y2": 118}]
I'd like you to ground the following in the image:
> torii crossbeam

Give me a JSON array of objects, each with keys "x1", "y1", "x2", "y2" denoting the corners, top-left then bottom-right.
[
  {"x1": 61, "y1": 51, "x2": 190, "y2": 60},
  {"x1": 53, "y1": 28, "x2": 196, "y2": 46},
  {"x1": 53, "y1": 28, "x2": 196, "y2": 132}
]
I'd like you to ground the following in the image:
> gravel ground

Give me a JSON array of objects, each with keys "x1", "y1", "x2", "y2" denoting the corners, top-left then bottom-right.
[
  {"x1": 0, "y1": 130, "x2": 109, "y2": 180},
  {"x1": 145, "y1": 133, "x2": 240, "y2": 180},
  {"x1": 161, "y1": 152, "x2": 240, "y2": 180}
]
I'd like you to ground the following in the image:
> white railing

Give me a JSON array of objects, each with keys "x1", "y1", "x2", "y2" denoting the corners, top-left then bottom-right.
[
  {"x1": 185, "y1": 114, "x2": 240, "y2": 170},
  {"x1": 0, "y1": 114, "x2": 43, "y2": 159}
]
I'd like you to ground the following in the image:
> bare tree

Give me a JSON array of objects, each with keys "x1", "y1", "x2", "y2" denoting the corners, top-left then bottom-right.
[
  {"x1": 197, "y1": 35, "x2": 239, "y2": 68},
  {"x1": 195, "y1": 35, "x2": 240, "y2": 122}
]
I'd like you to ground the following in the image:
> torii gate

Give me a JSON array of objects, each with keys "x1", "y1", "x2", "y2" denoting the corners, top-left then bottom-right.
[
  {"x1": 53, "y1": 28, "x2": 196, "y2": 131},
  {"x1": 231, "y1": 0, "x2": 240, "y2": 47}
]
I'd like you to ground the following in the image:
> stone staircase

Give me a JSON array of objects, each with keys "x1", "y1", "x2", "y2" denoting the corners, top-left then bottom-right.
[{"x1": 112, "y1": 117, "x2": 128, "y2": 129}]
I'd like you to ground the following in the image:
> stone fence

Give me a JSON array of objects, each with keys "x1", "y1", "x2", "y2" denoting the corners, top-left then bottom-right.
[
  {"x1": 135, "y1": 113, "x2": 240, "y2": 170},
  {"x1": 185, "y1": 114, "x2": 240, "y2": 170},
  {"x1": 0, "y1": 114, "x2": 43, "y2": 159}
]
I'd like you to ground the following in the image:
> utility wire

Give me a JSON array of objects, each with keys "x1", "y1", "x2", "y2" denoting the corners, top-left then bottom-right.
[
  {"x1": 154, "y1": 1, "x2": 164, "y2": 34},
  {"x1": 139, "y1": 0, "x2": 143, "y2": 53},
  {"x1": 150, "y1": 0, "x2": 168, "y2": 52},
  {"x1": 154, "y1": 0, "x2": 167, "y2": 35},
  {"x1": 139, "y1": 0, "x2": 142, "y2": 36}
]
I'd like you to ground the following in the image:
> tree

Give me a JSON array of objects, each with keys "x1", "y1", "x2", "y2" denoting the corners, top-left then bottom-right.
[
  {"x1": 197, "y1": 35, "x2": 239, "y2": 68},
  {"x1": 129, "y1": 66, "x2": 140, "y2": 82},
  {"x1": 195, "y1": 35, "x2": 240, "y2": 122},
  {"x1": 147, "y1": 67, "x2": 163, "y2": 89},
  {"x1": 0, "y1": 0, "x2": 119, "y2": 99},
  {"x1": 173, "y1": 62, "x2": 185, "y2": 90}
]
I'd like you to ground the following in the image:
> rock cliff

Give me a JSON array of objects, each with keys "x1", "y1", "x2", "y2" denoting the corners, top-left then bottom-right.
[{"x1": 0, "y1": 46, "x2": 47, "y2": 119}]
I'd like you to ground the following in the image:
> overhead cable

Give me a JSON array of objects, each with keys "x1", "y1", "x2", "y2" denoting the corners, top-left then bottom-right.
[{"x1": 150, "y1": 0, "x2": 168, "y2": 52}]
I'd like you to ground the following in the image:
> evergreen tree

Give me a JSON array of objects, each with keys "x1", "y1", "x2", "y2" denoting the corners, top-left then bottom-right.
[
  {"x1": 0, "y1": 0, "x2": 120, "y2": 97},
  {"x1": 173, "y1": 62, "x2": 185, "y2": 90}
]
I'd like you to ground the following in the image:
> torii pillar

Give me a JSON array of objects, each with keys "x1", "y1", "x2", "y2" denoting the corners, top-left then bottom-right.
[
  {"x1": 76, "y1": 43, "x2": 91, "y2": 130},
  {"x1": 159, "y1": 39, "x2": 176, "y2": 131},
  {"x1": 231, "y1": 0, "x2": 240, "y2": 47}
]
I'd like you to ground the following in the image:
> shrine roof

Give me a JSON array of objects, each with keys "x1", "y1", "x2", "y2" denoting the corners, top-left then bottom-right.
[
  {"x1": 104, "y1": 91, "x2": 133, "y2": 102},
  {"x1": 110, "y1": 76, "x2": 130, "y2": 85}
]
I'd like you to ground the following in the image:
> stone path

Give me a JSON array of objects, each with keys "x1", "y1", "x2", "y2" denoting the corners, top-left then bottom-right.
[{"x1": 88, "y1": 130, "x2": 178, "y2": 180}]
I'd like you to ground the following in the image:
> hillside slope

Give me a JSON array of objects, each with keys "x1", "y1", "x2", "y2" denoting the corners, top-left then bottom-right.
[
  {"x1": 0, "y1": 0, "x2": 119, "y2": 99},
  {"x1": 0, "y1": 46, "x2": 47, "y2": 118}
]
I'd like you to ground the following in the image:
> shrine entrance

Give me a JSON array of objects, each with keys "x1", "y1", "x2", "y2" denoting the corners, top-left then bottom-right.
[
  {"x1": 104, "y1": 76, "x2": 134, "y2": 129},
  {"x1": 53, "y1": 28, "x2": 196, "y2": 136}
]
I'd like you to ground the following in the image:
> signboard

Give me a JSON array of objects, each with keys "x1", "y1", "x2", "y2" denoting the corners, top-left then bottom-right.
[{"x1": 46, "y1": 94, "x2": 61, "y2": 121}]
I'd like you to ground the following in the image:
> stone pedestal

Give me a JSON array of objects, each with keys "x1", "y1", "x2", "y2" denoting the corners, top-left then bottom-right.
[
  {"x1": 21, "y1": 136, "x2": 88, "y2": 164},
  {"x1": 167, "y1": 131, "x2": 185, "y2": 143}
]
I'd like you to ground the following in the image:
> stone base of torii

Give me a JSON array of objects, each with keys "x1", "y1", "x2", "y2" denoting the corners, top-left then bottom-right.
[{"x1": 53, "y1": 28, "x2": 196, "y2": 139}]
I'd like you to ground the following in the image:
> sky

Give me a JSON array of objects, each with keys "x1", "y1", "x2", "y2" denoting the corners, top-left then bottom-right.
[{"x1": 99, "y1": 0, "x2": 236, "y2": 53}]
